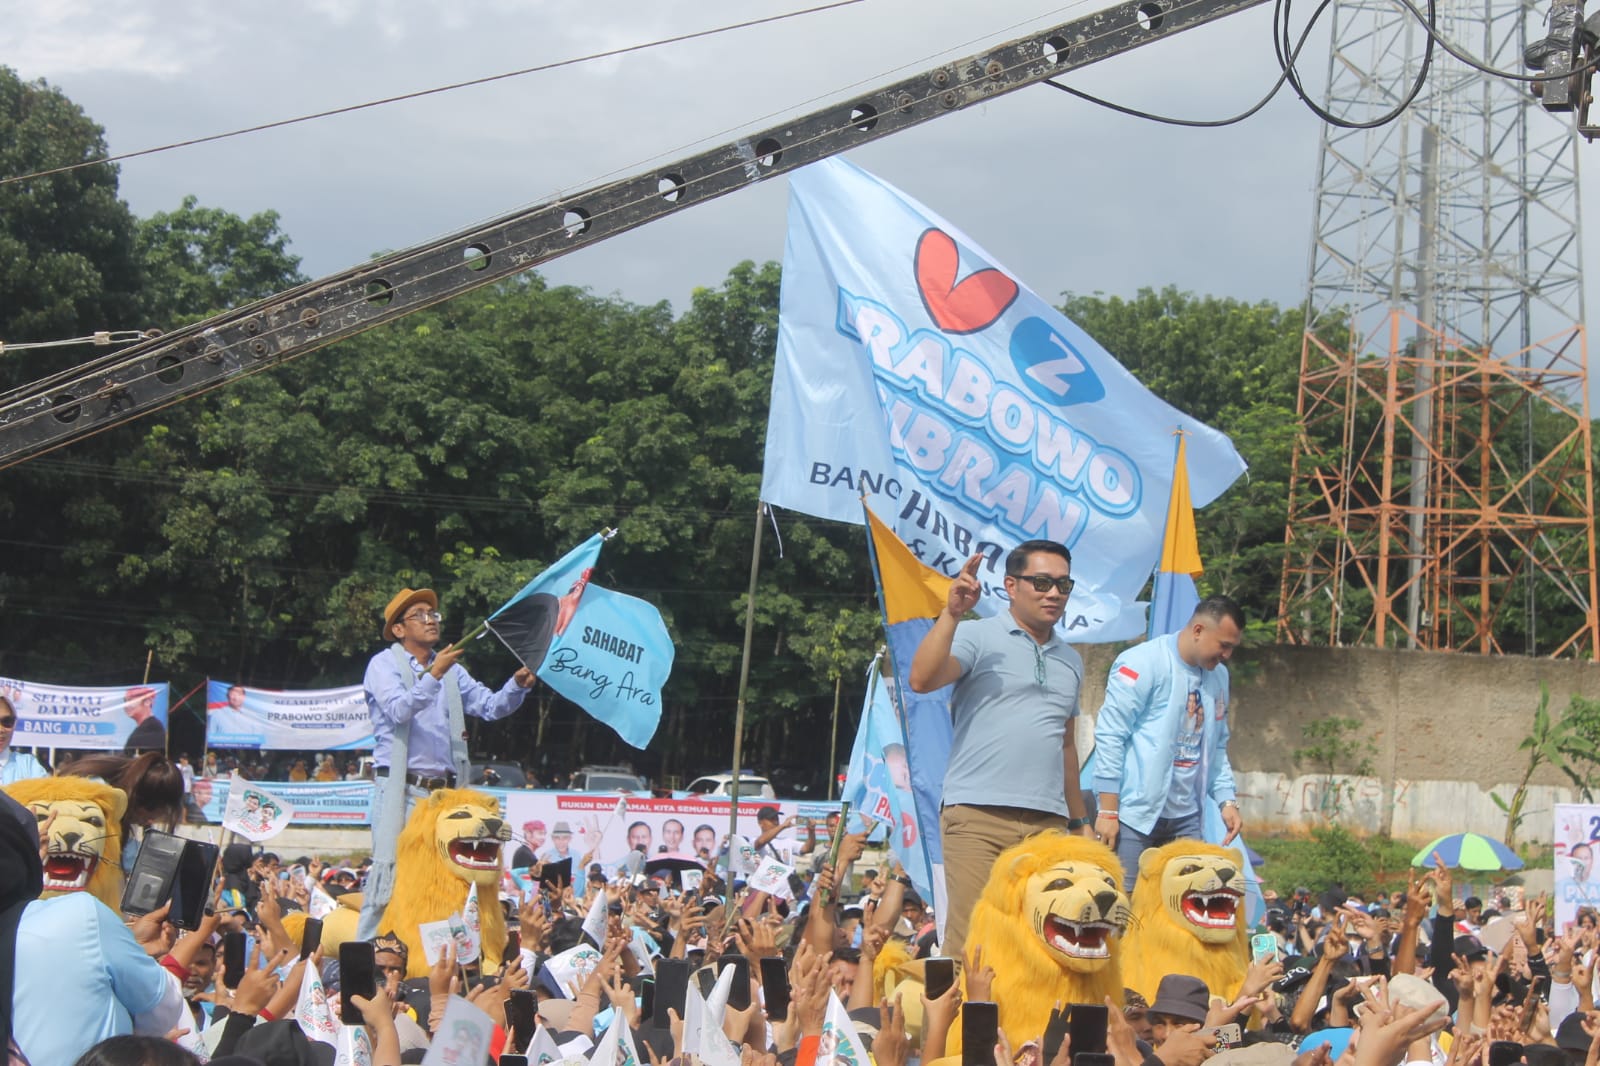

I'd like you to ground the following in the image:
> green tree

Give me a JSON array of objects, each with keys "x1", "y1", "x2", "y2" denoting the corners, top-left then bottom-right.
[
  {"x1": 1495, "y1": 683, "x2": 1600, "y2": 847},
  {"x1": 137, "y1": 195, "x2": 307, "y2": 325}
]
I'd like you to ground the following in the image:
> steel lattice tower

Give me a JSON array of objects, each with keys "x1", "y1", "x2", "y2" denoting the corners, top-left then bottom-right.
[{"x1": 1278, "y1": 0, "x2": 1599, "y2": 655}]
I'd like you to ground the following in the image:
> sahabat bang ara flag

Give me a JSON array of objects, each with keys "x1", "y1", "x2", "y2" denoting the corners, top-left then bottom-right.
[
  {"x1": 487, "y1": 533, "x2": 674, "y2": 748},
  {"x1": 761, "y1": 157, "x2": 1245, "y2": 641}
]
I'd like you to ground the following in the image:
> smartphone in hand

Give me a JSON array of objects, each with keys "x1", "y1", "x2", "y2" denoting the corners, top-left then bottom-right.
[{"x1": 339, "y1": 941, "x2": 377, "y2": 1025}]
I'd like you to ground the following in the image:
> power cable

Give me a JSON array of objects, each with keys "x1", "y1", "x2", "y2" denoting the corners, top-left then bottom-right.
[
  {"x1": 0, "y1": 330, "x2": 156, "y2": 354},
  {"x1": 0, "y1": 0, "x2": 1282, "y2": 444},
  {"x1": 0, "y1": 0, "x2": 866, "y2": 188}
]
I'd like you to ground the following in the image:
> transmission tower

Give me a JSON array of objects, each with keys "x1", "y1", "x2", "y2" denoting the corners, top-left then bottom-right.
[{"x1": 1278, "y1": 0, "x2": 1599, "y2": 656}]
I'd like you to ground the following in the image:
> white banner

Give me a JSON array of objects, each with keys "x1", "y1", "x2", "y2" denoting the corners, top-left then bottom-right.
[
  {"x1": 206, "y1": 679, "x2": 371, "y2": 750},
  {"x1": 1554, "y1": 803, "x2": 1600, "y2": 927},
  {"x1": 1, "y1": 677, "x2": 169, "y2": 751}
]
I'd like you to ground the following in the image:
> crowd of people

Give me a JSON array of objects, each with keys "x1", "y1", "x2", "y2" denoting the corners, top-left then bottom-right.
[{"x1": 3, "y1": 558, "x2": 1580, "y2": 1066}]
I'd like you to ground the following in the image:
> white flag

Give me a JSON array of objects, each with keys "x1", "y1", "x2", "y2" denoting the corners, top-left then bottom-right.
[
  {"x1": 700, "y1": 962, "x2": 742, "y2": 1066},
  {"x1": 418, "y1": 918, "x2": 456, "y2": 966},
  {"x1": 459, "y1": 883, "x2": 482, "y2": 964},
  {"x1": 422, "y1": 995, "x2": 495, "y2": 1066},
  {"x1": 748, "y1": 857, "x2": 795, "y2": 898},
  {"x1": 682, "y1": 973, "x2": 706, "y2": 1056},
  {"x1": 334, "y1": 1024, "x2": 373, "y2": 1066},
  {"x1": 581, "y1": 884, "x2": 609, "y2": 947},
  {"x1": 221, "y1": 773, "x2": 294, "y2": 842},
  {"x1": 296, "y1": 958, "x2": 339, "y2": 1046},
  {"x1": 590, "y1": 1005, "x2": 642, "y2": 1066},
  {"x1": 527, "y1": 1025, "x2": 563, "y2": 1066},
  {"x1": 308, "y1": 883, "x2": 339, "y2": 920},
  {"x1": 821, "y1": 991, "x2": 873, "y2": 1066}
]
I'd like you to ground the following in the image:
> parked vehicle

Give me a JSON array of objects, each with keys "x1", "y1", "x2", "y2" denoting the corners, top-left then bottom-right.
[
  {"x1": 685, "y1": 772, "x2": 777, "y2": 799},
  {"x1": 571, "y1": 764, "x2": 648, "y2": 793}
]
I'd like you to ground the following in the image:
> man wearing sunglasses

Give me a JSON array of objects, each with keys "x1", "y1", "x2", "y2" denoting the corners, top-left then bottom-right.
[
  {"x1": 908, "y1": 538, "x2": 1094, "y2": 961},
  {"x1": 1091, "y1": 595, "x2": 1245, "y2": 891},
  {"x1": 0, "y1": 694, "x2": 46, "y2": 785},
  {"x1": 357, "y1": 586, "x2": 535, "y2": 939}
]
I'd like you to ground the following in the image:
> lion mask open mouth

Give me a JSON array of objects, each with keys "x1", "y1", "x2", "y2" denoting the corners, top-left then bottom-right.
[{"x1": 1028, "y1": 861, "x2": 1131, "y2": 969}]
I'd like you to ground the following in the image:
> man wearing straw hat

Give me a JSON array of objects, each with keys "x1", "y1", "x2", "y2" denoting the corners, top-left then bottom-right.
[{"x1": 356, "y1": 586, "x2": 534, "y2": 939}]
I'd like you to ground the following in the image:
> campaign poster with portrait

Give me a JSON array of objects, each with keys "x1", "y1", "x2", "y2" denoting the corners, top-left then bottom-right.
[
  {"x1": 1554, "y1": 803, "x2": 1600, "y2": 926},
  {"x1": 1, "y1": 676, "x2": 170, "y2": 751},
  {"x1": 205, "y1": 679, "x2": 372, "y2": 750},
  {"x1": 498, "y1": 793, "x2": 843, "y2": 875}
]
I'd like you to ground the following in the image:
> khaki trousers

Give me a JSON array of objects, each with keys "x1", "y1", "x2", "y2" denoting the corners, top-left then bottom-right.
[{"x1": 940, "y1": 803, "x2": 1070, "y2": 962}]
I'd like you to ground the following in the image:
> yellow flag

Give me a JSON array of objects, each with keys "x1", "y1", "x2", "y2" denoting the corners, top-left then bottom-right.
[
  {"x1": 864, "y1": 505, "x2": 951, "y2": 625},
  {"x1": 1159, "y1": 435, "x2": 1204, "y2": 577}
]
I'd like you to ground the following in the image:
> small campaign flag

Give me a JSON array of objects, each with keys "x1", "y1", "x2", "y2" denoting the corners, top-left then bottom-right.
[
  {"x1": 591, "y1": 1005, "x2": 642, "y2": 1066},
  {"x1": 1148, "y1": 434, "x2": 1204, "y2": 637},
  {"x1": 487, "y1": 533, "x2": 674, "y2": 748},
  {"x1": 458, "y1": 883, "x2": 482, "y2": 964},
  {"x1": 335, "y1": 1025, "x2": 373, "y2": 1066},
  {"x1": 221, "y1": 773, "x2": 294, "y2": 842},
  {"x1": 422, "y1": 995, "x2": 495, "y2": 1066},
  {"x1": 821, "y1": 990, "x2": 873, "y2": 1066},
  {"x1": 581, "y1": 885, "x2": 609, "y2": 947},
  {"x1": 528, "y1": 1025, "x2": 563, "y2": 1066},
  {"x1": 296, "y1": 956, "x2": 339, "y2": 1046}
]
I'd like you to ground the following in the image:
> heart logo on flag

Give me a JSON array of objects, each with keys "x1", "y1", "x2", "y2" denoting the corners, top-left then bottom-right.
[{"x1": 914, "y1": 228, "x2": 1018, "y2": 335}]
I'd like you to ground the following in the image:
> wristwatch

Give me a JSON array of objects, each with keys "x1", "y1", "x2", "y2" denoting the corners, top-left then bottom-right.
[
  {"x1": 1220, "y1": 799, "x2": 1240, "y2": 810},
  {"x1": 1066, "y1": 817, "x2": 1087, "y2": 830}
]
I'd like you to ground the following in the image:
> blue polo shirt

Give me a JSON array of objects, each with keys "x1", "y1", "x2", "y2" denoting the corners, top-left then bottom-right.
[{"x1": 942, "y1": 612, "x2": 1083, "y2": 815}]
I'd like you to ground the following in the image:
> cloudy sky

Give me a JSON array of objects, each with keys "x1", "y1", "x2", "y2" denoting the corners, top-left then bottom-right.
[{"x1": 1, "y1": 0, "x2": 1592, "y2": 342}]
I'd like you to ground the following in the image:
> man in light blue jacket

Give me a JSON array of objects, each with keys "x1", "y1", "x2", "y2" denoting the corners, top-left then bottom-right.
[{"x1": 1092, "y1": 595, "x2": 1245, "y2": 891}]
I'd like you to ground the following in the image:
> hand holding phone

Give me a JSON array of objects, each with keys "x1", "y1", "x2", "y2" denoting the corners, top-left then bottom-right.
[
  {"x1": 339, "y1": 941, "x2": 377, "y2": 1025},
  {"x1": 962, "y1": 1001, "x2": 1000, "y2": 1066}
]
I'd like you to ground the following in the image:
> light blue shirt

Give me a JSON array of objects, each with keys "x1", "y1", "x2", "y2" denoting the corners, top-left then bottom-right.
[
  {"x1": 0, "y1": 746, "x2": 47, "y2": 785},
  {"x1": 364, "y1": 644, "x2": 527, "y2": 775},
  {"x1": 1092, "y1": 633, "x2": 1236, "y2": 835},
  {"x1": 13, "y1": 893, "x2": 177, "y2": 1065},
  {"x1": 942, "y1": 612, "x2": 1084, "y2": 816}
]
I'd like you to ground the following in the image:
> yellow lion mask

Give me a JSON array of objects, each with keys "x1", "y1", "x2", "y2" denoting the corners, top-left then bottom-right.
[
  {"x1": 5, "y1": 776, "x2": 128, "y2": 910},
  {"x1": 380, "y1": 788, "x2": 510, "y2": 977},
  {"x1": 1123, "y1": 839, "x2": 1249, "y2": 1004},
  {"x1": 952, "y1": 832, "x2": 1130, "y2": 1053}
]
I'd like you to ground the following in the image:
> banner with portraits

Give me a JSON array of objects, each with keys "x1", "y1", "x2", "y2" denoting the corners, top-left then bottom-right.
[
  {"x1": 205, "y1": 680, "x2": 373, "y2": 751},
  {"x1": 0, "y1": 676, "x2": 170, "y2": 751},
  {"x1": 1554, "y1": 803, "x2": 1600, "y2": 926}
]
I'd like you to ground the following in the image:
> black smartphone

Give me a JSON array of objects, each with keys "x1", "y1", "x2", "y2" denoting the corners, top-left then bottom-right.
[
  {"x1": 1068, "y1": 1003, "x2": 1109, "y2": 1057},
  {"x1": 222, "y1": 931, "x2": 247, "y2": 990},
  {"x1": 339, "y1": 940, "x2": 377, "y2": 1025},
  {"x1": 1489, "y1": 1043, "x2": 1524, "y2": 1066},
  {"x1": 693, "y1": 964, "x2": 718, "y2": 999},
  {"x1": 506, "y1": 989, "x2": 538, "y2": 1052},
  {"x1": 655, "y1": 958, "x2": 690, "y2": 1020},
  {"x1": 170, "y1": 839, "x2": 218, "y2": 931},
  {"x1": 925, "y1": 957, "x2": 956, "y2": 1002},
  {"x1": 540, "y1": 858, "x2": 573, "y2": 890},
  {"x1": 759, "y1": 956, "x2": 790, "y2": 1021},
  {"x1": 300, "y1": 917, "x2": 323, "y2": 960},
  {"x1": 962, "y1": 1001, "x2": 1000, "y2": 1066},
  {"x1": 1076, "y1": 1055, "x2": 1116, "y2": 1066},
  {"x1": 719, "y1": 954, "x2": 751, "y2": 1011},
  {"x1": 121, "y1": 830, "x2": 186, "y2": 917},
  {"x1": 1043, "y1": 1006, "x2": 1070, "y2": 1066},
  {"x1": 501, "y1": 1058, "x2": 530, "y2": 1066},
  {"x1": 639, "y1": 977, "x2": 656, "y2": 1024}
]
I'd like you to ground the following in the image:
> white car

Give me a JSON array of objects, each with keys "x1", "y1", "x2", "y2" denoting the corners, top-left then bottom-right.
[{"x1": 685, "y1": 773, "x2": 777, "y2": 799}]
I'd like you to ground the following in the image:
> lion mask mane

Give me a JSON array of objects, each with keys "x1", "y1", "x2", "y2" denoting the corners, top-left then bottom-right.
[
  {"x1": 5, "y1": 776, "x2": 128, "y2": 910},
  {"x1": 951, "y1": 831, "x2": 1130, "y2": 1053},
  {"x1": 380, "y1": 788, "x2": 511, "y2": 977},
  {"x1": 1123, "y1": 839, "x2": 1249, "y2": 1004}
]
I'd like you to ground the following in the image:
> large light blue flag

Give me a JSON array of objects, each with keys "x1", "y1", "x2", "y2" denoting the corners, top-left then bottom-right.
[
  {"x1": 486, "y1": 534, "x2": 673, "y2": 749},
  {"x1": 839, "y1": 660, "x2": 936, "y2": 904},
  {"x1": 761, "y1": 158, "x2": 1246, "y2": 641}
]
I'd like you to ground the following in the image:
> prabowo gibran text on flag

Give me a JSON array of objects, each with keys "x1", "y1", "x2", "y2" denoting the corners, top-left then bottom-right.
[
  {"x1": 862, "y1": 503, "x2": 952, "y2": 932},
  {"x1": 486, "y1": 533, "x2": 673, "y2": 749},
  {"x1": 761, "y1": 157, "x2": 1245, "y2": 640},
  {"x1": 1148, "y1": 434, "x2": 1203, "y2": 637}
]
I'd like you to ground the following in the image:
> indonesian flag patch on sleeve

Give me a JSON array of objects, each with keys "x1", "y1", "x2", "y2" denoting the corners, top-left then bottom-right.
[{"x1": 1115, "y1": 665, "x2": 1139, "y2": 684}]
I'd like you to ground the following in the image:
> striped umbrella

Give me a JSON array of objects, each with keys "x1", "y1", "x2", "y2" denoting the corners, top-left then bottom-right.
[{"x1": 1411, "y1": 832, "x2": 1524, "y2": 871}]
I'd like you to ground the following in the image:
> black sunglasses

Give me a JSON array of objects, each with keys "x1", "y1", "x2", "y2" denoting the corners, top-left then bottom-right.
[
  {"x1": 0, "y1": 716, "x2": 15, "y2": 728},
  {"x1": 1015, "y1": 573, "x2": 1075, "y2": 595}
]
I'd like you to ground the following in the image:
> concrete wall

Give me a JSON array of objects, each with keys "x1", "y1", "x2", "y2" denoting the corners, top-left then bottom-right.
[{"x1": 1072, "y1": 642, "x2": 1600, "y2": 843}]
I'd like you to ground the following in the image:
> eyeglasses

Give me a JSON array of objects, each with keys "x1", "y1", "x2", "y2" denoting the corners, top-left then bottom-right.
[
  {"x1": 1016, "y1": 574, "x2": 1075, "y2": 595},
  {"x1": 0, "y1": 716, "x2": 14, "y2": 728},
  {"x1": 403, "y1": 609, "x2": 443, "y2": 624}
]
